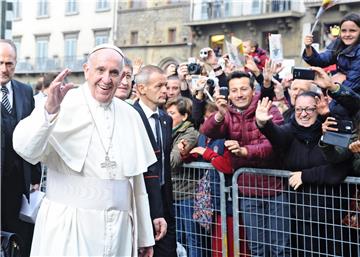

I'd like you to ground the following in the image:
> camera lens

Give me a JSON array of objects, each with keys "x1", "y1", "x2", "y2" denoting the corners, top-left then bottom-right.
[
  {"x1": 206, "y1": 79, "x2": 214, "y2": 87},
  {"x1": 187, "y1": 63, "x2": 201, "y2": 75}
]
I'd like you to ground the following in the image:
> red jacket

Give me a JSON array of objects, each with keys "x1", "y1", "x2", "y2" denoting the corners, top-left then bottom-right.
[
  {"x1": 200, "y1": 92, "x2": 284, "y2": 196},
  {"x1": 182, "y1": 146, "x2": 233, "y2": 174},
  {"x1": 250, "y1": 47, "x2": 268, "y2": 71}
]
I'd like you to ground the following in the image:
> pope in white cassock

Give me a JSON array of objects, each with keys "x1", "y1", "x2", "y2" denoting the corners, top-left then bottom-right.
[{"x1": 13, "y1": 44, "x2": 157, "y2": 257}]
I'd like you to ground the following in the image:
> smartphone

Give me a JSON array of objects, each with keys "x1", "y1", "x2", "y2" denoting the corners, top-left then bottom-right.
[
  {"x1": 292, "y1": 67, "x2": 315, "y2": 80},
  {"x1": 219, "y1": 87, "x2": 229, "y2": 100},
  {"x1": 191, "y1": 75, "x2": 200, "y2": 89},
  {"x1": 329, "y1": 120, "x2": 354, "y2": 134}
]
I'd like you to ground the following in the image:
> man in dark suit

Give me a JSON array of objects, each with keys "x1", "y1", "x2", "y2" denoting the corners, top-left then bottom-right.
[
  {"x1": 1, "y1": 39, "x2": 41, "y2": 257},
  {"x1": 133, "y1": 65, "x2": 177, "y2": 257}
]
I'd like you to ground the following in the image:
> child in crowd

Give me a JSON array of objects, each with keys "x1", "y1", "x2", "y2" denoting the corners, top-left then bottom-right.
[
  {"x1": 303, "y1": 13, "x2": 360, "y2": 92},
  {"x1": 243, "y1": 39, "x2": 269, "y2": 71}
]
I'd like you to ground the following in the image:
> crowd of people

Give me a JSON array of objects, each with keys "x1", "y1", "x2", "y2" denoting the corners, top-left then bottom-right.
[{"x1": 1, "y1": 11, "x2": 359, "y2": 257}]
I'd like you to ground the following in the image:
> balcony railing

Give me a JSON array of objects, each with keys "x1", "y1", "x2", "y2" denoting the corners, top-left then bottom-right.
[
  {"x1": 190, "y1": 0, "x2": 303, "y2": 21},
  {"x1": 16, "y1": 56, "x2": 87, "y2": 73}
]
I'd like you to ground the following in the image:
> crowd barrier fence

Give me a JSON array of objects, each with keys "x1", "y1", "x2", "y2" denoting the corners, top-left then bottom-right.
[{"x1": 175, "y1": 163, "x2": 360, "y2": 257}]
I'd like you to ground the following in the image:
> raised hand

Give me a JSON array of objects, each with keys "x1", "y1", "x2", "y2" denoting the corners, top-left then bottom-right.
[
  {"x1": 321, "y1": 116, "x2": 338, "y2": 134},
  {"x1": 311, "y1": 66, "x2": 337, "y2": 91},
  {"x1": 224, "y1": 57, "x2": 236, "y2": 76},
  {"x1": 244, "y1": 54, "x2": 260, "y2": 77},
  {"x1": 177, "y1": 63, "x2": 189, "y2": 82},
  {"x1": 133, "y1": 58, "x2": 143, "y2": 75},
  {"x1": 304, "y1": 34, "x2": 313, "y2": 48},
  {"x1": 255, "y1": 97, "x2": 273, "y2": 127},
  {"x1": 263, "y1": 59, "x2": 283, "y2": 88},
  {"x1": 274, "y1": 82, "x2": 285, "y2": 101},
  {"x1": 214, "y1": 94, "x2": 228, "y2": 122},
  {"x1": 315, "y1": 93, "x2": 330, "y2": 116},
  {"x1": 202, "y1": 47, "x2": 218, "y2": 66},
  {"x1": 45, "y1": 68, "x2": 75, "y2": 114}
]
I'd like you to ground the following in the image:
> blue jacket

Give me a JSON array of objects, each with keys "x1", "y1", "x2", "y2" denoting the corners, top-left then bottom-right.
[{"x1": 303, "y1": 42, "x2": 360, "y2": 92}]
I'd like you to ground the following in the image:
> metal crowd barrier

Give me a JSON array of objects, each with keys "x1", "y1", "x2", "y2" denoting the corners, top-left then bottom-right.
[
  {"x1": 38, "y1": 162, "x2": 360, "y2": 257},
  {"x1": 176, "y1": 163, "x2": 360, "y2": 257},
  {"x1": 174, "y1": 162, "x2": 228, "y2": 257},
  {"x1": 232, "y1": 167, "x2": 360, "y2": 257}
]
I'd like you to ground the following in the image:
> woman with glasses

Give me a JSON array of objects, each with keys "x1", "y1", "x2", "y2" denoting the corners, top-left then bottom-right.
[{"x1": 255, "y1": 91, "x2": 352, "y2": 257}]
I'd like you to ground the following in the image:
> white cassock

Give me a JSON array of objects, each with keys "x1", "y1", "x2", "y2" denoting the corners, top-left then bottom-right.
[{"x1": 13, "y1": 83, "x2": 157, "y2": 257}]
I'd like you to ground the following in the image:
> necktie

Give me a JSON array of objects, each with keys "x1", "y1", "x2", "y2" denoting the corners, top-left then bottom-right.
[
  {"x1": 1, "y1": 86, "x2": 12, "y2": 113},
  {"x1": 152, "y1": 113, "x2": 165, "y2": 185}
]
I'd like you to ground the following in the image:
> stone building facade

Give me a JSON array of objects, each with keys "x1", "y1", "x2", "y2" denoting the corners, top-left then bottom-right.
[{"x1": 116, "y1": 0, "x2": 192, "y2": 70}]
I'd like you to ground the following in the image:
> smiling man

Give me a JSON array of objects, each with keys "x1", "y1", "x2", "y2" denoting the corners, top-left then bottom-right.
[
  {"x1": 201, "y1": 71, "x2": 290, "y2": 257},
  {"x1": 13, "y1": 44, "x2": 156, "y2": 257}
]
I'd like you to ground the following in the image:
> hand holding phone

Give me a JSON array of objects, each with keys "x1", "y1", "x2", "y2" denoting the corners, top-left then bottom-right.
[
  {"x1": 219, "y1": 87, "x2": 229, "y2": 100},
  {"x1": 292, "y1": 67, "x2": 315, "y2": 80}
]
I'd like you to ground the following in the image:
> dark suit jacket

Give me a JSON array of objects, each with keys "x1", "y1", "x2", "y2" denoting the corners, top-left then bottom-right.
[
  {"x1": 1, "y1": 80, "x2": 41, "y2": 257},
  {"x1": 133, "y1": 101, "x2": 175, "y2": 220},
  {"x1": 133, "y1": 101, "x2": 177, "y2": 257},
  {"x1": 1, "y1": 79, "x2": 41, "y2": 208}
]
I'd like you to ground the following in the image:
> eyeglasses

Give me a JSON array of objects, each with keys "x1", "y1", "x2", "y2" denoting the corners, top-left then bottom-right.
[{"x1": 294, "y1": 107, "x2": 316, "y2": 114}]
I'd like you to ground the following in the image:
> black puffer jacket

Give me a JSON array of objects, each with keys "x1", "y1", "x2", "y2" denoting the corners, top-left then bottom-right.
[{"x1": 259, "y1": 117, "x2": 352, "y2": 221}]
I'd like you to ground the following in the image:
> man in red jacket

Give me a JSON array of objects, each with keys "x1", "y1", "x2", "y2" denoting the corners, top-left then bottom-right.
[{"x1": 200, "y1": 71, "x2": 290, "y2": 257}]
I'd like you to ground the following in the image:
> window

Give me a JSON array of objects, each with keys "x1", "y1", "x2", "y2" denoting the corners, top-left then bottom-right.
[
  {"x1": 168, "y1": 28, "x2": 176, "y2": 43},
  {"x1": 251, "y1": 0, "x2": 261, "y2": 14},
  {"x1": 37, "y1": 0, "x2": 49, "y2": 17},
  {"x1": 66, "y1": 0, "x2": 78, "y2": 14},
  {"x1": 130, "y1": 31, "x2": 138, "y2": 45},
  {"x1": 35, "y1": 36, "x2": 49, "y2": 70},
  {"x1": 13, "y1": 37, "x2": 21, "y2": 58},
  {"x1": 96, "y1": 0, "x2": 109, "y2": 11},
  {"x1": 64, "y1": 34, "x2": 77, "y2": 59},
  {"x1": 13, "y1": 0, "x2": 22, "y2": 19},
  {"x1": 94, "y1": 30, "x2": 109, "y2": 46}
]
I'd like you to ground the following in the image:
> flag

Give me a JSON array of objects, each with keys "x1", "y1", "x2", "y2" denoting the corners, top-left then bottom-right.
[
  {"x1": 231, "y1": 36, "x2": 244, "y2": 54},
  {"x1": 311, "y1": 0, "x2": 340, "y2": 33},
  {"x1": 315, "y1": 0, "x2": 339, "y2": 20},
  {"x1": 225, "y1": 40, "x2": 244, "y2": 67},
  {"x1": 269, "y1": 34, "x2": 283, "y2": 62}
]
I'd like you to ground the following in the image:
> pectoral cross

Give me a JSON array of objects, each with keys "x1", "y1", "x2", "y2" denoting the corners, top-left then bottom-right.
[{"x1": 100, "y1": 155, "x2": 117, "y2": 170}]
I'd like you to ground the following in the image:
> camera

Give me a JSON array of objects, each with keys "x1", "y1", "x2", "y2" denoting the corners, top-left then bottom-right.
[
  {"x1": 329, "y1": 120, "x2": 354, "y2": 134},
  {"x1": 219, "y1": 87, "x2": 229, "y2": 100},
  {"x1": 187, "y1": 63, "x2": 202, "y2": 75},
  {"x1": 322, "y1": 120, "x2": 354, "y2": 148},
  {"x1": 206, "y1": 76, "x2": 219, "y2": 87},
  {"x1": 199, "y1": 48, "x2": 209, "y2": 59},
  {"x1": 292, "y1": 67, "x2": 315, "y2": 80}
]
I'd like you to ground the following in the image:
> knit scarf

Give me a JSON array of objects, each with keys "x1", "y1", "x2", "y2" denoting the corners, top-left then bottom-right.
[{"x1": 291, "y1": 117, "x2": 322, "y2": 146}]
